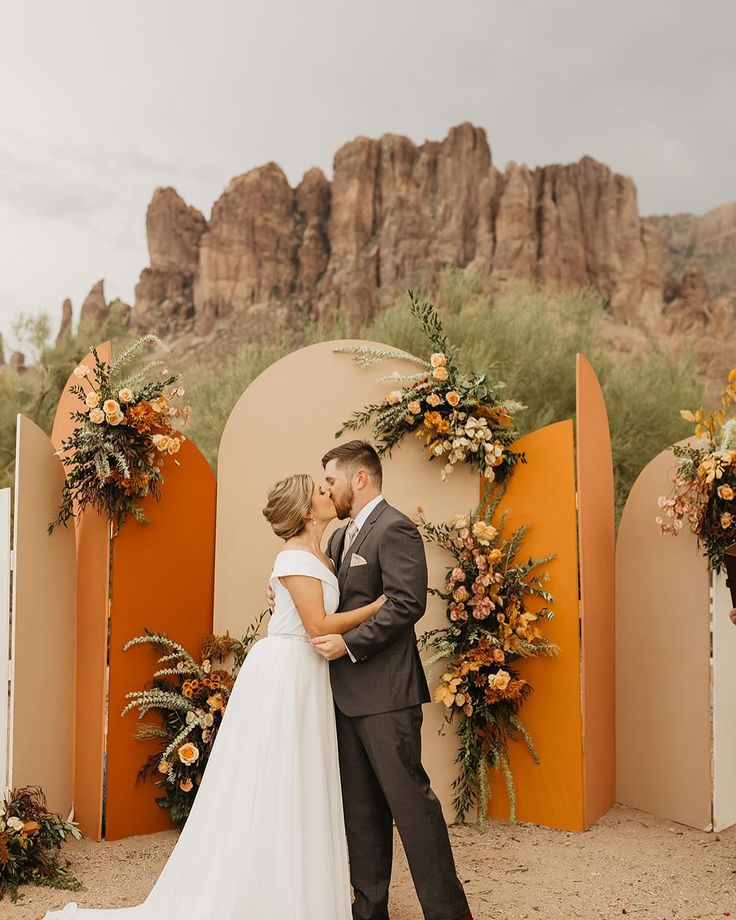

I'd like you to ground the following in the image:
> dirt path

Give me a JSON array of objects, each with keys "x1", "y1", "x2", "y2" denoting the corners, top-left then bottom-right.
[{"x1": 10, "y1": 805, "x2": 736, "y2": 919}]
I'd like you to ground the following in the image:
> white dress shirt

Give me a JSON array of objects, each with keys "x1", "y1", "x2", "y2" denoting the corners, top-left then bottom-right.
[{"x1": 342, "y1": 494, "x2": 384, "y2": 662}]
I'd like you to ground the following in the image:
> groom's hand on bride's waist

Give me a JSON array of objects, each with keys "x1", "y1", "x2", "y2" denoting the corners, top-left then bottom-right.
[{"x1": 311, "y1": 634, "x2": 349, "y2": 660}]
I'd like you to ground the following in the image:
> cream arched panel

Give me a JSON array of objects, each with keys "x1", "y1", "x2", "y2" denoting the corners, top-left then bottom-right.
[
  {"x1": 214, "y1": 339, "x2": 480, "y2": 820},
  {"x1": 615, "y1": 442, "x2": 712, "y2": 829},
  {"x1": 11, "y1": 416, "x2": 76, "y2": 816}
]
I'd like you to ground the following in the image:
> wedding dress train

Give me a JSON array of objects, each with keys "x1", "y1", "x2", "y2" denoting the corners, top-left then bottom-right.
[{"x1": 44, "y1": 549, "x2": 352, "y2": 920}]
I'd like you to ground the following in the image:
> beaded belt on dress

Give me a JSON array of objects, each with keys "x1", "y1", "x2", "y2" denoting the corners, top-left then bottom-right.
[{"x1": 268, "y1": 633, "x2": 311, "y2": 643}]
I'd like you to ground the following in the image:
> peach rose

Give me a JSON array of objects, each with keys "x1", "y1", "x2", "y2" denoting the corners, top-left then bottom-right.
[
  {"x1": 107, "y1": 411, "x2": 124, "y2": 426},
  {"x1": 89, "y1": 408, "x2": 105, "y2": 424},
  {"x1": 152, "y1": 434, "x2": 171, "y2": 452},
  {"x1": 430, "y1": 353, "x2": 447, "y2": 367},
  {"x1": 167, "y1": 437, "x2": 181, "y2": 454},
  {"x1": 103, "y1": 399, "x2": 120, "y2": 416},
  {"x1": 718, "y1": 484, "x2": 735, "y2": 500},
  {"x1": 178, "y1": 742, "x2": 200, "y2": 765},
  {"x1": 491, "y1": 670, "x2": 510, "y2": 691},
  {"x1": 118, "y1": 387, "x2": 135, "y2": 403},
  {"x1": 432, "y1": 366, "x2": 449, "y2": 382},
  {"x1": 426, "y1": 393, "x2": 442, "y2": 407},
  {"x1": 150, "y1": 395, "x2": 168, "y2": 413},
  {"x1": 721, "y1": 512, "x2": 733, "y2": 529},
  {"x1": 446, "y1": 391, "x2": 460, "y2": 407},
  {"x1": 158, "y1": 760, "x2": 171, "y2": 774},
  {"x1": 386, "y1": 390, "x2": 403, "y2": 405},
  {"x1": 407, "y1": 400, "x2": 421, "y2": 415},
  {"x1": 85, "y1": 391, "x2": 100, "y2": 408},
  {"x1": 179, "y1": 778, "x2": 194, "y2": 792},
  {"x1": 72, "y1": 364, "x2": 90, "y2": 379}
]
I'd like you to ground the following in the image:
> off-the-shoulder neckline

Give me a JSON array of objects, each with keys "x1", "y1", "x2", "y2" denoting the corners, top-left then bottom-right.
[{"x1": 276, "y1": 549, "x2": 338, "y2": 581}]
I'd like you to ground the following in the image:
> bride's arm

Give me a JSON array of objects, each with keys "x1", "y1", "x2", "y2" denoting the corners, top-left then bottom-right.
[{"x1": 280, "y1": 575, "x2": 387, "y2": 638}]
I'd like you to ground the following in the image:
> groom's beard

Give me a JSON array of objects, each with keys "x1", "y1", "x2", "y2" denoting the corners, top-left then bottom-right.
[{"x1": 331, "y1": 485, "x2": 354, "y2": 520}]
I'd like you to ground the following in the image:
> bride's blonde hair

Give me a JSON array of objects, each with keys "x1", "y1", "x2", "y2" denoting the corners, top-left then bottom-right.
[{"x1": 262, "y1": 474, "x2": 313, "y2": 540}]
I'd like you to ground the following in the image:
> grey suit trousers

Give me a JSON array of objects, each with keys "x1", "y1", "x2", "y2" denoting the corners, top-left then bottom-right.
[{"x1": 335, "y1": 703, "x2": 469, "y2": 920}]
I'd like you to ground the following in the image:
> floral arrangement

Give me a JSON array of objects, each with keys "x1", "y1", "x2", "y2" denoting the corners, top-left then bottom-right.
[
  {"x1": 49, "y1": 334, "x2": 191, "y2": 534},
  {"x1": 658, "y1": 368, "x2": 736, "y2": 572},
  {"x1": 121, "y1": 617, "x2": 264, "y2": 826},
  {"x1": 336, "y1": 291, "x2": 525, "y2": 482},
  {"x1": 417, "y1": 488, "x2": 559, "y2": 822},
  {"x1": 0, "y1": 785, "x2": 83, "y2": 902}
]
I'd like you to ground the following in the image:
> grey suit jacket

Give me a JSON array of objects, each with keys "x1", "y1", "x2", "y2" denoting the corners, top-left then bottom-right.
[{"x1": 327, "y1": 499, "x2": 431, "y2": 717}]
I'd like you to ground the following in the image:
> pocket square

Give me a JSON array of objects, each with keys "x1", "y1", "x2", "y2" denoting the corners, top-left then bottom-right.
[{"x1": 349, "y1": 553, "x2": 368, "y2": 567}]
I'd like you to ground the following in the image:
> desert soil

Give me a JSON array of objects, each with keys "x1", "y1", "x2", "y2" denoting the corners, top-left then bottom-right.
[{"x1": 8, "y1": 804, "x2": 736, "y2": 920}]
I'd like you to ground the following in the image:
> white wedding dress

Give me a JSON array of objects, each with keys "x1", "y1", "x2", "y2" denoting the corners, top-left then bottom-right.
[{"x1": 44, "y1": 549, "x2": 352, "y2": 920}]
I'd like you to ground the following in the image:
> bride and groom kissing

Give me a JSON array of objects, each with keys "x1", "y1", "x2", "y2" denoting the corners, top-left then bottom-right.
[{"x1": 44, "y1": 440, "x2": 473, "y2": 920}]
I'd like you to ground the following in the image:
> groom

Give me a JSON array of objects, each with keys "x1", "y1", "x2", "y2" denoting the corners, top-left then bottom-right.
[{"x1": 312, "y1": 440, "x2": 472, "y2": 920}]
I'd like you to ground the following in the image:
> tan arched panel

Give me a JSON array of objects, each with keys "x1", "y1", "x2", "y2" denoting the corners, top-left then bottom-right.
[
  {"x1": 214, "y1": 340, "x2": 480, "y2": 820},
  {"x1": 51, "y1": 342, "x2": 112, "y2": 840},
  {"x1": 487, "y1": 420, "x2": 584, "y2": 831},
  {"x1": 10, "y1": 416, "x2": 76, "y2": 816},
  {"x1": 0, "y1": 488, "x2": 11, "y2": 793},
  {"x1": 576, "y1": 354, "x2": 616, "y2": 826},
  {"x1": 615, "y1": 443, "x2": 711, "y2": 829},
  {"x1": 105, "y1": 438, "x2": 217, "y2": 840}
]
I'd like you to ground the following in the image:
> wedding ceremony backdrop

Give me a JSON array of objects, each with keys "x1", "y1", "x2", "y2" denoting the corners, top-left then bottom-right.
[{"x1": 2, "y1": 335, "x2": 726, "y2": 843}]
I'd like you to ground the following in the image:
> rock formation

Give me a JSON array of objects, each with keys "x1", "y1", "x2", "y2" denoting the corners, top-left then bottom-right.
[
  {"x1": 79, "y1": 280, "x2": 108, "y2": 326},
  {"x1": 129, "y1": 123, "x2": 673, "y2": 339},
  {"x1": 132, "y1": 187, "x2": 207, "y2": 334},
  {"x1": 56, "y1": 298, "x2": 72, "y2": 347}
]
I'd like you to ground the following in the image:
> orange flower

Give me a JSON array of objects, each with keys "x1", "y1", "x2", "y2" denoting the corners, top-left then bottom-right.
[
  {"x1": 446, "y1": 391, "x2": 460, "y2": 407},
  {"x1": 178, "y1": 742, "x2": 200, "y2": 765}
]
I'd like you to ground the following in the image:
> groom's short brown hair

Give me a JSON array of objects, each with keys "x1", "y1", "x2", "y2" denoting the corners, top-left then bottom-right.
[{"x1": 322, "y1": 440, "x2": 383, "y2": 487}]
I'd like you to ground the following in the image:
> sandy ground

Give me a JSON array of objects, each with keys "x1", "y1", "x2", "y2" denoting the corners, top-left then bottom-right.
[{"x1": 8, "y1": 805, "x2": 736, "y2": 920}]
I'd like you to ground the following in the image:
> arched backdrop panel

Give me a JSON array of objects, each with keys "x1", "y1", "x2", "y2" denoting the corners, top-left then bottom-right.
[
  {"x1": 51, "y1": 342, "x2": 112, "y2": 839},
  {"x1": 0, "y1": 488, "x2": 11, "y2": 794},
  {"x1": 712, "y1": 569, "x2": 736, "y2": 831},
  {"x1": 616, "y1": 444, "x2": 712, "y2": 829},
  {"x1": 11, "y1": 416, "x2": 76, "y2": 816},
  {"x1": 575, "y1": 354, "x2": 616, "y2": 826},
  {"x1": 487, "y1": 421, "x2": 584, "y2": 830},
  {"x1": 105, "y1": 438, "x2": 217, "y2": 840},
  {"x1": 214, "y1": 340, "x2": 480, "y2": 820}
]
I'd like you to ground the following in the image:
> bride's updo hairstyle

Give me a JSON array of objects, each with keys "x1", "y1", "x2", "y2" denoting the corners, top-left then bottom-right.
[{"x1": 262, "y1": 473, "x2": 313, "y2": 540}]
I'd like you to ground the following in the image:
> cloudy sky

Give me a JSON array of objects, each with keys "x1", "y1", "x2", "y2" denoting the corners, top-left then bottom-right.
[{"x1": 0, "y1": 0, "x2": 733, "y2": 352}]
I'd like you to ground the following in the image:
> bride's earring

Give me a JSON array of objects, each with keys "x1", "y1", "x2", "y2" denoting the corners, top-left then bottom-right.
[{"x1": 311, "y1": 516, "x2": 317, "y2": 527}]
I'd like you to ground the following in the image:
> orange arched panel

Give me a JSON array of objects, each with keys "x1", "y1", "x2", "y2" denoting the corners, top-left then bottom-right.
[
  {"x1": 576, "y1": 354, "x2": 616, "y2": 826},
  {"x1": 487, "y1": 420, "x2": 584, "y2": 831},
  {"x1": 105, "y1": 438, "x2": 216, "y2": 840},
  {"x1": 51, "y1": 342, "x2": 112, "y2": 841}
]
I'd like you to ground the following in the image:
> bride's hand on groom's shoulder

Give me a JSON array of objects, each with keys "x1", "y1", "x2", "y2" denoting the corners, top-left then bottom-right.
[{"x1": 312, "y1": 634, "x2": 348, "y2": 660}]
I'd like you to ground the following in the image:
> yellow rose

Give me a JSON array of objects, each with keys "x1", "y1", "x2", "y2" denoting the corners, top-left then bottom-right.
[
  {"x1": 426, "y1": 393, "x2": 442, "y2": 407},
  {"x1": 178, "y1": 742, "x2": 200, "y2": 765},
  {"x1": 432, "y1": 366, "x2": 449, "y2": 382},
  {"x1": 721, "y1": 512, "x2": 733, "y2": 529},
  {"x1": 718, "y1": 484, "x2": 735, "y2": 500},
  {"x1": 89, "y1": 408, "x2": 105, "y2": 424},
  {"x1": 118, "y1": 387, "x2": 135, "y2": 404},
  {"x1": 152, "y1": 434, "x2": 171, "y2": 452},
  {"x1": 407, "y1": 400, "x2": 421, "y2": 415},
  {"x1": 179, "y1": 778, "x2": 194, "y2": 792},
  {"x1": 103, "y1": 399, "x2": 120, "y2": 416},
  {"x1": 446, "y1": 391, "x2": 460, "y2": 407},
  {"x1": 85, "y1": 392, "x2": 100, "y2": 408},
  {"x1": 492, "y1": 670, "x2": 510, "y2": 691},
  {"x1": 430, "y1": 353, "x2": 447, "y2": 367}
]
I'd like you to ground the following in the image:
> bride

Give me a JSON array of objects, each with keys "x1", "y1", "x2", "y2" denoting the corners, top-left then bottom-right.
[{"x1": 44, "y1": 473, "x2": 387, "y2": 920}]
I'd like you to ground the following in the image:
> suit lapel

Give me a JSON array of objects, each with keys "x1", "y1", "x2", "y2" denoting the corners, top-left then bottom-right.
[{"x1": 338, "y1": 499, "x2": 388, "y2": 590}]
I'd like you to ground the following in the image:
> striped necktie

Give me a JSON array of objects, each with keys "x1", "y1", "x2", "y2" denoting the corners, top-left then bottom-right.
[{"x1": 341, "y1": 519, "x2": 359, "y2": 563}]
